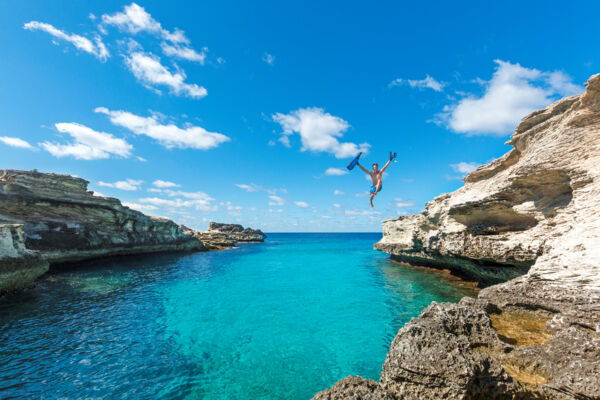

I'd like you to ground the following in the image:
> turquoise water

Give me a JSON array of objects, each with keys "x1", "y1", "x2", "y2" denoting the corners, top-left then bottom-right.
[{"x1": 0, "y1": 233, "x2": 475, "y2": 399}]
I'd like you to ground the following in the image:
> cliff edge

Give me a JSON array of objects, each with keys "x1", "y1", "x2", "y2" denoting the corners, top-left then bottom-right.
[
  {"x1": 0, "y1": 170, "x2": 264, "y2": 295},
  {"x1": 314, "y1": 75, "x2": 600, "y2": 399}
]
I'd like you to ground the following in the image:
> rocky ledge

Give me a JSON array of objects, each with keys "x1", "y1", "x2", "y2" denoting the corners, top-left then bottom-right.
[
  {"x1": 182, "y1": 222, "x2": 266, "y2": 250},
  {"x1": 314, "y1": 75, "x2": 600, "y2": 399},
  {"x1": 0, "y1": 170, "x2": 263, "y2": 295}
]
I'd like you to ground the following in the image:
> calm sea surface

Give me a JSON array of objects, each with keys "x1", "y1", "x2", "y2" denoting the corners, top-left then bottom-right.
[{"x1": 0, "y1": 233, "x2": 476, "y2": 399}]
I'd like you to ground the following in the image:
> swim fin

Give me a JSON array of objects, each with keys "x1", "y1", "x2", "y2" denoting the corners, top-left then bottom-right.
[{"x1": 347, "y1": 152, "x2": 362, "y2": 170}]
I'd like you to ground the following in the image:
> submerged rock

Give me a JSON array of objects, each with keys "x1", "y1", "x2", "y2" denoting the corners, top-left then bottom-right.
[{"x1": 315, "y1": 74, "x2": 600, "y2": 399}]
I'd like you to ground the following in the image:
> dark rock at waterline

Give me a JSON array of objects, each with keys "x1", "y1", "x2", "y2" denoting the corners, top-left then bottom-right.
[{"x1": 0, "y1": 170, "x2": 264, "y2": 294}]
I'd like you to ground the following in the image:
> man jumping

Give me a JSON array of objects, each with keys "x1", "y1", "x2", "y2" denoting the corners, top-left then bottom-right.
[{"x1": 357, "y1": 153, "x2": 394, "y2": 208}]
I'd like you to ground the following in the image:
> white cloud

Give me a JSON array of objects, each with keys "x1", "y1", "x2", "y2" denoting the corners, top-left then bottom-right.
[
  {"x1": 333, "y1": 189, "x2": 345, "y2": 195},
  {"x1": 235, "y1": 183, "x2": 260, "y2": 192},
  {"x1": 345, "y1": 209, "x2": 381, "y2": 216},
  {"x1": 325, "y1": 167, "x2": 348, "y2": 176},
  {"x1": 389, "y1": 75, "x2": 445, "y2": 91},
  {"x1": 98, "y1": 179, "x2": 143, "y2": 191},
  {"x1": 139, "y1": 196, "x2": 216, "y2": 211},
  {"x1": 262, "y1": 53, "x2": 275, "y2": 65},
  {"x1": 268, "y1": 208, "x2": 284, "y2": 213},
  {"x1": 294, "y1": 201, "x2": 309, "y2": 208},
  {"x1": 124, "y1": 51, "x2": 207, "y2": 98},
  {"x1": 268, "y1": 195, "x2": 285, "y2": 206},
  {"x1": 101, "y1": 3, "x2": 188, "y2": 44},
  {"x1": 0, "y1": 136, "x2": 34, "y2": 149},
  {"x1": 442, "y1": 60, "x2": 583, "y2": 136},
  {"x1": 394, "y1": 198, "x2": 415, "y2": 208},
  {"x1": 24, "y1": 21, "x2": 110, "y2": 61},
  {"x1": 450, "y1": 161, "x2": 480, "y2": 175},
  {"x1": 41, "y1": 122, "x2": 132, "y2": 160},
  {"x1": 122, "y1": 202, "x2": 158, "y2": 212},
  {"x1": 332, "y1": 203, "x2": 341, "y2": 208},
  {"x1": 96, "y1": 107, "x2": 229, "y2": 150},
  {"x1": 153, "y1": 179, "x2": 180, "y2": 188},
  {"x1": 162, "y1": 190, "x2": 213, "y2": 200},
  {"x1": 272, "y1": 107, "x2": 369, "y2": 159},
  {"x1": 161, "y1": 43, "x2": 206, "y2": 63}
]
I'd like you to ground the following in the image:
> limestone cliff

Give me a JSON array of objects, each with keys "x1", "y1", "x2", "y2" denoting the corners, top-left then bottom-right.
[
  {"x1": 313, "y1": 75, "x2": 600, "y2": 399},
  {"x1": 0, "y1": 170, "x2": 264, "y2": 295}
]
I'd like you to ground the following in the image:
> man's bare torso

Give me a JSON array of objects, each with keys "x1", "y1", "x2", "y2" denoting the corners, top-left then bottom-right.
[{"x1": 368, "y1": 171, "x2": 383, "y2": 186}]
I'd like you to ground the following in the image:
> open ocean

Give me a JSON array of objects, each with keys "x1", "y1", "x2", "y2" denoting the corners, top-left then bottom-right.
[{"x1": 0, "y1": 233, "x2": 476, "y2": 399}]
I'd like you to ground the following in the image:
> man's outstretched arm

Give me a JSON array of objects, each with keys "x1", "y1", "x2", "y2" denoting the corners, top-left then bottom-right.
[
  {"x1": 380, "y1": 158, "x2": 392, "y2": 173},
  {"x1": 357, "y1": 162, "x2": 370, "y2": 174}
]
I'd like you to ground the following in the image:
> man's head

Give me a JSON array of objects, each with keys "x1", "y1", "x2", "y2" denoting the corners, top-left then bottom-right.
[{"x1": 372, "y1": 163, "x2": 379, "y2": 172}]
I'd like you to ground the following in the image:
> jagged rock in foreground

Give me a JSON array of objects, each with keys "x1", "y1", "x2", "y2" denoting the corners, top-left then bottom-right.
[
  {"x1": 0, "y1": 170, "x2": 264, "y2": 294},
  {"x1": 314, "y1": 75, "x2": 600, "y2": 399},
  {"x1": 312, "y1": 376, "x2": 397, "y2": 400}
]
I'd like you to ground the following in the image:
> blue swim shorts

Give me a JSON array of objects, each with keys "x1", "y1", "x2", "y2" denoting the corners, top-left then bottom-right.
[{"x1": 370, "y1": 185, "x2": 382, "y2": 194}]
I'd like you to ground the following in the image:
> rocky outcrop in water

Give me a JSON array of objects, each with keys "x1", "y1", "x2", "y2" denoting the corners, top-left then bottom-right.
[
  {"x1": 207, "y1": 222, "x2": 267, "y2": 242},
  {"x1": 314, "y1": 75, "x2": 600, "y2": 399},
  {"x1": 0, "y1": 170, "x2": 264, "y2": 295}
]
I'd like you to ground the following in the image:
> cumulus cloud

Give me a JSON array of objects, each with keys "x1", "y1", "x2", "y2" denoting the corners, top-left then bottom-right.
[
  {"x1": 262, "y1": 53, "x2": 275, "y2": 65},
  {"x1": 325, "y1": 167, "x2": 348, "y2": 176},
  {"x1": 272, "y1": 107, "x2": 369, "y2": 159},
  {"x1": 95, "y1": 107, "x2": 229, "y2": 150},
  {"x1": 333, "y1": 189, "x2": 345, "y2": 195},
  {"x1": 294, "y1": 201, "x2": 309, "y2": 208},
  {"x1": 442, "y1": 60, "x2": 584, "y2": 136},
  {"x1": 450, "y1": 161, "x2": 480, "y2": 175},
  {"x1": 98, "y1": 179, "x2": 143, "y2": 191},
  {"x1": 102, "y1": 3, "x2": 208, "y2": 64},
  {"x1": 24, "y1": 21, "x2": 110, "y2": 61},
  {"x1": 41, "y1": 122, "x2": 132, "y2": 160},
  {"x1": 268, "y1": 195, "x2": 285, "y2": 206},
  {"x1": 332, "y1": 203, "x2": 341, "y2": 208},
  {"x1": 160, "y1": 42, "x2": 206, "y2": 63},
  {"x1": 0, "y1": 136, "x2": 34, "y2": 149},
  {"x1": 235, "y1": 183, "x2": 260, "y2": 192},
  {"x1": 139, "y1": 196, "x2": 216, "y2": 211},
  {"x1": 122, "y1": 202, "x2": 158, "y2": 212},
  {"x1": 394, "y1": 198, "x2": 415, "y2": 208},
  {"x1": 153, "y1": 179, "x2": 180, "y2": 188},
  {"x1": 124, "y1": 51, "x2": 207, "y2": 98},
  {"x1": 389, "y1": 75, "x2": 445, "y2": 91},
  {"x1": 101, "y1": 3, "x2": 187, "y2": 44}
]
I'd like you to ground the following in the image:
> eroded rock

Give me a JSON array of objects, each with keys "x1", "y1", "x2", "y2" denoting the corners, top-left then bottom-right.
[
  {"x1": 0, "y1": 170, "x2": 264, "y2": 294},
  {"x1": 312, "y1": 376, "x2": 397, "y2": 400},
  {"x1": 317, "y1": 75, "x2": 600, "y2": 399}
]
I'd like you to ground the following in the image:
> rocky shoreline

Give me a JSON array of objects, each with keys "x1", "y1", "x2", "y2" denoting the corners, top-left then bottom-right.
[
  {"x1": 0, "y1": 169, "x2": 265, "y2": 295},
  {"x1": 313, "y1": 75, "x2": 600, "y2": 399}
]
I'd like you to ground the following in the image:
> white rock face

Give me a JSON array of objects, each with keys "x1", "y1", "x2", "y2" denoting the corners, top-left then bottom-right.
[
  {"x1": 315, "y1": 74, "x2": 600, "y2": 400},
  {"x1": 376, "y1": 74, "x2": 600, "y2": 317}
]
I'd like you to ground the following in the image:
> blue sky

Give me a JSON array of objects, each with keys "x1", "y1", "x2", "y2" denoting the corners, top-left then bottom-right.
[{"x1": 0, "y1": 1, "x2": 596, "y2": 232}]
